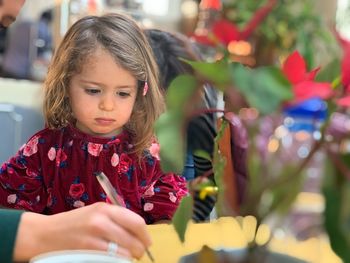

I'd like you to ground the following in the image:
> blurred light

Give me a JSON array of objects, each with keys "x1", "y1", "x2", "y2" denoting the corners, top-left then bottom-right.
[
  {"x1": 295, "y1": 131, "x2": 310, "y2": 141},
  {"x1": 283, "y1": 116, "x2": 294, "y2": 127},
  {"x1": 143, "y1": 0, "x2": 169, "y2": 16},
  {"x1": 273, "y1": 228, "x2": 286, "y2": 239},
  {"x1": 281, "y1": 134, "x2": 293, "y2": 148},
  {"x1": 325, "y1": 134, "x2": 333, "y2": 142},
  {"x1": 297, "y1": 145, "x2": 309, "y2": 158},
  {"x1": 214, "y1": 52, "x2": 224, "y2": 61},
  {"x1": 268, "y1": 138, "x2": 279, "y2": 153},
  {"x1": 247, "y1": 108, "x2": 259, "y2": 120},
  {"x1": 239, "y1": 107, "x2": 259, "y2": 120},
  {"x1": 313, "y1": 130, "x2": 322, "y2": 140},
  {"x1": 307, "y1": 167, "x2": 319, "y2": 178},
  {"x1": 142, "y1": 18, "x2": 154, "y2": 28},
  {"x1": 181, "y1": 0, "x2": 198, "y2": 18},
  {"x1": 340, "y1": 139, "x2": 350, "y2": 153},
  {"x1": 227, "y1": 40, "x2": 252, "y2": 56},
  {"x1": 294, "y1": 192, "x2": 325, "y2": 213},
  {"x1": 238, "y1": 108, "x2": 248, "y2": 120},
  {"x1": 345, "y1": 119, "x2": 350, "y2": 131},
  {"x1": 275, "y1": 125, "x2": 288, "y2": 139}
]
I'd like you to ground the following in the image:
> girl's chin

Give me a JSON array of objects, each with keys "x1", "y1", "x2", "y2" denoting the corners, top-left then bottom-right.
[{"x1": 89, "y1": 129, "x2": 122, "y2": 138}]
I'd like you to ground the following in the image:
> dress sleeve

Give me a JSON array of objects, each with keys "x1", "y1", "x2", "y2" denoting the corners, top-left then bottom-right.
[
  {"x1": 141, "y1": 156, "x2": 188, "y2": 223},
  {"x1": 0, "y1": 135, "x2": 47, "y2": 212}
]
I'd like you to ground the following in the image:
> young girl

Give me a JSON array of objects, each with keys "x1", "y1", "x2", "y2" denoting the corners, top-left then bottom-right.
[{"x1": 0, "y1": 13, "x2": 187, "y2": 224}]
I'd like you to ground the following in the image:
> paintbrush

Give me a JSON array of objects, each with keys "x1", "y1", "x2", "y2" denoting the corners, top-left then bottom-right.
[{"x1": 96, "y1": 172, "x2": 155, "y2": 262}]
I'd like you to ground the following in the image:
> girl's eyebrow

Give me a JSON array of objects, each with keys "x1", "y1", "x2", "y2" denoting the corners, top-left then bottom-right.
[{"x1": 79, "y1": 79, "x2": 136, "y2": 89}]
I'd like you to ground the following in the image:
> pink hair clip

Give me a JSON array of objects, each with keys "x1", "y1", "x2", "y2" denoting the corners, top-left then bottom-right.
[{"x1": 143, "y1": 81, "x2": 149, "y2": 96}]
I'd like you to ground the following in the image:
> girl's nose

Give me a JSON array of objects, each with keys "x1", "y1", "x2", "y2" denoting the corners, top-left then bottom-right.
[{"x1": 99, "y1": 95, "x2": 114, "y2": 111}]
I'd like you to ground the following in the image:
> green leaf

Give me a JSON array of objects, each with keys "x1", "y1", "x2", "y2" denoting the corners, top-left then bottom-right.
[
  {"x1": 166, "y1": 75, "x2": 198, "y2": 110},
  {"x1": 155, "y1": 111, "x2": 185, "y2": 173},
  {"x1": 323, "y1": 155, "x2": 350, "y2": 263},
  {"x1": 315, "y1": 59, "x2": 341, "y2": 83},
  {"x1": 230, "y1": 63, "x2": 292, "y2": 115},
  {"x1": 269, "y1": 164, "x2": 304, "y2": 215},
  {"x1": 172, "y1": 195, "x2": 193, "y2": 243},
  {"x1": 185, "y1": 59, "x2": 231, "y2": 90}
]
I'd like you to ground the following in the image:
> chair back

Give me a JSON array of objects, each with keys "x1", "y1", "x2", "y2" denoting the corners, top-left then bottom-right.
[{"x1": 0, "y1": 103, "x2": 44, "y2": 163}]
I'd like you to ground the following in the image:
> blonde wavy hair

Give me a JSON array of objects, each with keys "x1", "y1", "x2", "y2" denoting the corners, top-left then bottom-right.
[{"x1": 43, "y1": 13, "x2": 164, "y2": 157}]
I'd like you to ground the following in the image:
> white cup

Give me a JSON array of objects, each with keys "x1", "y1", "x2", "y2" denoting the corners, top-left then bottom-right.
[{"x1": 30, "y1": 250, "x2": 132, "y2": 263}]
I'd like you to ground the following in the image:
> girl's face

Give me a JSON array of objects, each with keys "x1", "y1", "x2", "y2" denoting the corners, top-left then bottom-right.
[{"x1": 69, "y1": 48, "x2": 138, "y2": 138}]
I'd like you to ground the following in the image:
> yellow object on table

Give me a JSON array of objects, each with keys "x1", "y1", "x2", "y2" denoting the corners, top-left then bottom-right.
[{"x1": 139, "y1": 217, "x2": 341, "y2": 263}]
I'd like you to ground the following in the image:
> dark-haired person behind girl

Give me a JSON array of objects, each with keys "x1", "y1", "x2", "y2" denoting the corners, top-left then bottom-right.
[
  {"x1": 0, "y1": 14, "x2": 187, "y2": 221},
  {"x1": 145, "y1": 29, "x2": 218, "y2": 222}
]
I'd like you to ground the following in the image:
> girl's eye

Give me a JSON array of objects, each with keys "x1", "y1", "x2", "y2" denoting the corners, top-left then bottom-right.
[
  {"x1": 85, "y1": 88, "x2": 100, "y2": 94},
  {"x1": 117, "y1": 91, "x2": 131, "y2": 97}
]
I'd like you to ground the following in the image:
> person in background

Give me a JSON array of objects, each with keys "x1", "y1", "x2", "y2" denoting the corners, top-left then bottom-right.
[
  {"x1": 145, "y1": 29, "x2": 218, "y2": 222},
  {"x1": 0, "y1": 2, "x2": 150, "y2": 262},
  {"x1": 37, "y1": 8, "x2": 53, "y2": 58}
]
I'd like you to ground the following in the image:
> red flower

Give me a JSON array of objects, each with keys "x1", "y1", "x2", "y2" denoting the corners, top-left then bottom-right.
[
  {"x1": 69, "y1": 183, "x2": 85, "y2": 199},
  {"x1": 335, "y1": 31, "x2": 350, "y2": 87},
  {"x1": 199, "y1": 0, "x2": 222, "y2": 10},
  {"x1": 117, "y1": 153, "x2": 132, "y2": 174},
  {"x1": 193, "y1": 0, "x2": 277, "y2": 45},
  {"x1": 334, "y1": 32, "x2": 350, "y2": 108},
  {"x1": 282, "y1": 51, "x2": 333, "y2": 104},
  {"x1": 337, "y1": 95, "x2": 350, "y2": 108}
]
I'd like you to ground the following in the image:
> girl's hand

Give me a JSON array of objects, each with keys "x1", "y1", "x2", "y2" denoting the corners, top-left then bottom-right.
[{"x1": 13, "y1": 202, "x2": 152, "y2": 261}]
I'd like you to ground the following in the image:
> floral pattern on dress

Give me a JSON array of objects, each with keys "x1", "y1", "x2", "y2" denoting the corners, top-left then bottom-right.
[
  {"x1": 117, "y1": 153, "x2": 132, "y2": 174},
  {"x1": 26, "y1": 168, "x2": 38, "y2": 178},
  {"x1": 111, "y1": 153, "x2": 119, "y2": 167},
  {"x1": 69, "y1": 183, "x2": 85, "y2": 199},
  {"x1": 144, "y1": 202, "x2": 154, "y2": 211},
  {"x1": 7, "y1": 194, "x2": 17, "y2": 204},
  {"x1": 88, "y1": 143, "x2": 103, "y2": 156},
  {"x1": 48, "y1": 147, "x2": 56, "y2": 161},
  {"x1": 143, "y1": 182, "x2": 155, "y2": 197},
  {"x1": 149, "y1": 143, "x2": 160, "y2": 160},
  {"x1": 169, "y1": 192, "x2": 177, "y2": 203},
  {"x1": 23, "y1": 136, "x2": 39, "y2": 157},
  {"x1": 55, "y1": 149, "x2": 67, "y2": 167}
]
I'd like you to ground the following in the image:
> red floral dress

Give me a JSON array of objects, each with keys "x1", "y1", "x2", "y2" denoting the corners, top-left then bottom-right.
[{"x1": 0, "y1": 125, "x2": 187, "y2": 223}]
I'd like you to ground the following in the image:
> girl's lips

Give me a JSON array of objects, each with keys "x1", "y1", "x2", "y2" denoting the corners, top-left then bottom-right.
[{"x1": 95, "y1": 118, "x2": 115, "y2": 125}]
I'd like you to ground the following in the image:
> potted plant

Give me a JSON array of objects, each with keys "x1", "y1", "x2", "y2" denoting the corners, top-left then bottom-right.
[{"x1": 154, "y1": 25, "x2": 350, "y2": 262}]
